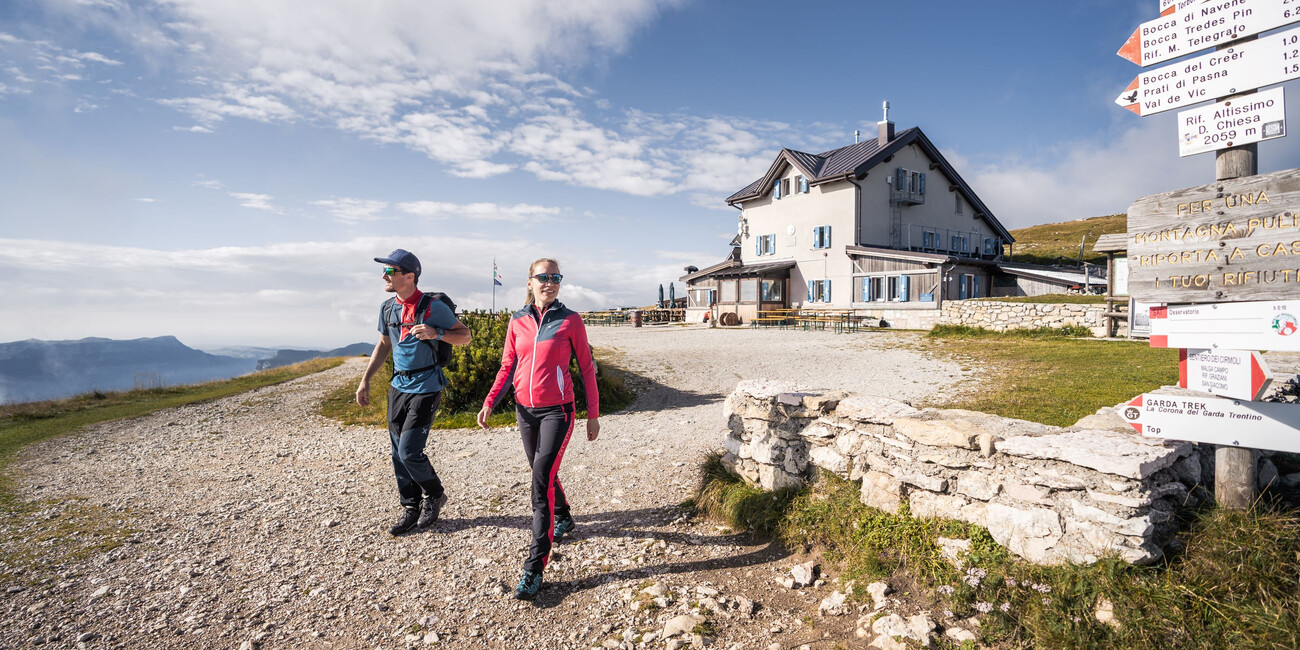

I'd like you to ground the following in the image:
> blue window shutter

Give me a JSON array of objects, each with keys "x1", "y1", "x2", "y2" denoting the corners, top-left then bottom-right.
[
  {"x1": 807, "y1": 280, "x2": 814, "y2": 302},
  {"x1": 900, "y1": 276, "x2": 910, "y2": 302},
  {"x1": 825, "y1": 225, "x2": 831, "y2": 248},
  {"x1": 960, "y1": 275, "x2": 968, "y2": 299},
  {"x1": 823, "y1": 280, "x2": 831, "y2": 303},
  {"x1": 974, "y1": 276, "x2": 981, "y2": 298},
  {"x1": 769, "y1": 234, "x2": 776, "y2": 253},
  {"x1": 755, "y1": 238, "x2": 761, "y2": 257},
  {"x1": 895, "y1": 168, "x2": 904, "y2": 189},
  {"x1": 919, "y1": 172, "x2": 926, "y2": 195}
]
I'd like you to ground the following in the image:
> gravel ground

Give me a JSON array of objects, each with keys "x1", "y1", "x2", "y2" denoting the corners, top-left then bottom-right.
[{"x1": 0, "y1": 325, "x2": 969, "y2": 649}]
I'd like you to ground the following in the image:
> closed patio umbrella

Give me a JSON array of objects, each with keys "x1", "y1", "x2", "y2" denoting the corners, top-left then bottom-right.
[
  {"x1": 668, "y1": 282, "x2": 675, "y2": 307},
  {"x1": 658, "y1": 284, "x2": 664, "y2": 308}
]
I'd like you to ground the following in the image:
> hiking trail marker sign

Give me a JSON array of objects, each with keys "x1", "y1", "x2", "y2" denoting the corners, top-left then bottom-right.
[
  {"x1": 1114, "y1": 25, "x2": 1300, "y2": 116},
  {"x1": 1178, "y1": 347, "x2": 1273, "y2": 400},
  {"x1": 1126, "y1": 167, "x2": 1300, "y2": 305},
  {"x1": 1149, "y1": 300, "x2": 1300, "y2": 351},
  {"x1": 1178, "y1": 87, "x2": 1286, "y2": 157},
  {"x1": 1121, "y1": 393, "x2": 1300, "y2": 453},
  {"x1": 1119, "y1": 0, "x2": 1300, "y2": 67}
]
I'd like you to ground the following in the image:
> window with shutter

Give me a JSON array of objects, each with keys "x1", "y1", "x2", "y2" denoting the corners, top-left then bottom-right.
[
  {"x1": 822, "y1": 280, "x2": 831, "y2": 303},
  {"x1": 807, "y1": 280, "x2": 814, "y2": 302},
  {"x1": 959, "y1": 274, "x2": 969, "y2": 300},
  {"x1": 918, "y1": 172, "x2": 926, "y2": 195},
  {"x1": 783, "y1": 178, "x2": 791, "y2": 197}
]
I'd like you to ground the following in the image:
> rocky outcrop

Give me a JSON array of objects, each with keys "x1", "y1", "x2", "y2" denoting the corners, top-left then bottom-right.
[{"x1": 720, "y1": 381, "x2": 1206, "y2": 565}]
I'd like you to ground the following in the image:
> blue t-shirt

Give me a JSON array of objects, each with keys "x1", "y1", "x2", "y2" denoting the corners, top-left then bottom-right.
[{"x1": 377, "y1": 293, "x2": 459, "y2": 394}]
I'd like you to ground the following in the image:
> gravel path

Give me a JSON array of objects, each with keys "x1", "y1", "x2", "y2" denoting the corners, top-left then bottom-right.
[{"x1": 0, "y1": 325, "x2": 968, "y2": 649}]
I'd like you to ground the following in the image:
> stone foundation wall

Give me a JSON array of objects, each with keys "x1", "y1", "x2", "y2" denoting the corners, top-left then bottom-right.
[
  {"x1": 939, "y1": 301, "x2": 1107, "y2": 335},
  {"x1": 720, "y1": 380, "x2": 1207, "y2": 566}
]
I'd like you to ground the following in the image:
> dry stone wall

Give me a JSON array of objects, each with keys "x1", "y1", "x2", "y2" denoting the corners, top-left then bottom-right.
[
  {"x1": 939, "y1": 301, "x2": 1107, "y2": 335},
  {"x1": 720, "y1": 380, "x2": 1207, "y2": 566}
]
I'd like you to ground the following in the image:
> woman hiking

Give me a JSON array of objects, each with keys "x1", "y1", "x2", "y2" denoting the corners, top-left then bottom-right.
[{"x1": 477, "y1": 258, "x2": 600, "y2": 600}]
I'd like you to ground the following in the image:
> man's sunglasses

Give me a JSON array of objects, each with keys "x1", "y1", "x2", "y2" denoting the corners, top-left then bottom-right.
[
  {"x1": 383, "y1": 266, "x2": 406, "y2": 276},
  {"x1": 532, "y1": 273, "x2": 563, "y2": 284}
]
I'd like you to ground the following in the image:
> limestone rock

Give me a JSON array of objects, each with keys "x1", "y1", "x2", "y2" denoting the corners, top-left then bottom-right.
[
  {"x1": 935, "y1": 537, "x2": 972, "y2": 567},
  {"x1": 984, "y1": 503, "x2": 1064, "y2": 564},
  {"x1": 997, "y1": 429, "x2": 1191, "y2": 479},
  {"x1": 909, "y1": 491, "x2": 984, "y2": 525},
  {"x1": 860, "y1": 471, "x2": 901, "y2": 514},
  {"x1": 662, "y1": 614, "x2": 704, "y2": 638},
  {"x1": 835, "y1": 395, "x2": 920, "y2": 425},
  {"x1": 809, "y1": 446, "x2": 849, "y2": 476},
  {"x1": 955, "y1": 472, "x2": 1000, "y2": 500},
  {"x1": 818, "y1": 590, "x2": 850, "y2": 617},
  {"x1": 892, "y1": 417, "x2": 980, "y2": 450},
  {"x1": 866, "y1": 582, "x2": 892, "y2": 609},
  {"x1": 1072, "y1": 406, "x2": 1132, "y2": 432},
  {"x1": 790, "y1": 561, "x2": 819, "y2": 588}
]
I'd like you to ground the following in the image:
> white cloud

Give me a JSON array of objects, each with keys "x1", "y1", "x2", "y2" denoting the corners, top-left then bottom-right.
[
  {"x1": 395, "y1": 201, "x2": 561, "y2": 222},
  {"x1": 173, "y1": 125, "x2": 212, "y2": 133},
  {"x1": 0, "y1": 233, "x2": 678, "y2": 345},
  {"x1": 133, "y1": 197, "x2": 155, "y2": 203},
  {"x1": 310, "y1": 198, "x2": 389, "y2": 224},
  {"x1": 193, "y1": 178, "x2": 223, "y2": 189},
  {"x1": 75, "y1": 51, "x2": 122, "y2": 65},
  {"x1": 228, "y1": 192, "x2": 280, "y2": 213}
]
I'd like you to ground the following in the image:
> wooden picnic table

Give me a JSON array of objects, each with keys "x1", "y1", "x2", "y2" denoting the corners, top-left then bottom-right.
[
  {"x1": 751, "y1": 308, "x2": 799, "y2": 329},
  {"x1": 797, "y1": 309, "x2": 870, "y2": 333}
]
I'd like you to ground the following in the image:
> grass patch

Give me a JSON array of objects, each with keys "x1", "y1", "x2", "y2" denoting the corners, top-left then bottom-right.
[
  {"x1": 698, "y1": 466, "x2": 1300, "y2": 649},
  {"x1": 1006, "y1": 213, "x2": 1126, "y2": 267},
  {"x1": 693, "y1": 453, "x2": 802, "y2": 536},
  {"x1": 929, "y1": 324, "x2": 1095, "y2": 339},
  {"x1": 969, "y1": 294, "x2": 1106, "y2": 305},
  {"x1": 319, "y1": 346, "x2": 636, "y2": 430},
  {"x1": 923, "y1": 331, "x2": 1177, "y2": 427},
  {"x1": 0, "y1": 358, "x2": 343, "y2": 583}
]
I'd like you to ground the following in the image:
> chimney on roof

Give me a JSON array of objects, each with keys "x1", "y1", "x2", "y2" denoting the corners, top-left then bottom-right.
[{"x1": 878, "y1": 100, "x2": 894, "y2": 147}]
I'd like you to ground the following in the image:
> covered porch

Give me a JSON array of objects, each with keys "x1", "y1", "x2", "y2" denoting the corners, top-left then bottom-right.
[{"x1": 681, "y1": 259, "x2": 796, "y2": 324}]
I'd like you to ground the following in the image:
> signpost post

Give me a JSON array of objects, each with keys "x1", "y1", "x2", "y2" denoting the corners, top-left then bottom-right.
[
  {"x1": 1115, "y1": 3, "x2": 1298, "y2": 510},
  {"x1": 1113, "y1": 25, "x2": 1300, "y2": 117}
]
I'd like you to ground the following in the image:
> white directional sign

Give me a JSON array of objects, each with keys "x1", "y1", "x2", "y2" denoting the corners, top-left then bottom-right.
[
  {"x1": 1120, "y1": 0, "x2": 1300, "y2": 67},
  {"x1": 1178, "y1": 87, "x2": 1286, "y2": 156},
  {"x1": 1160, "y1": 0, "x2": 1202, "y2": 16},
  {"x1": 1120, "y1": 393, "x2": 1300, "y2": 453},
  {"x1": 1179, "y1": 348, "x2": 1272, "y2": 400},
  {"x1": 1150, "y1": 300, "x2": 1300, "y2": 351},
  {"x1": 1115, "y1": 25, "x2": 1300, "y2": 116}
]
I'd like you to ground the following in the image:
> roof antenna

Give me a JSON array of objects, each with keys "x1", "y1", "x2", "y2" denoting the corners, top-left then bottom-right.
[
  {"x1": 882, "y1": 100, "x2": 890, "y2": 123},
  {"x1": 854, "y1": 129, "x2": 860, "y2": 144}
]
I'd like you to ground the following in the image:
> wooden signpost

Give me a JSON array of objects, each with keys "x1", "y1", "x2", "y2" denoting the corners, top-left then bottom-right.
[
  {"x1": 1119, "y1": 0, "x2": 1300, "y2": 67},
  {"x1": 1113, "y1": 25, "x2": 1300, "y2": 116},
  {"x1": 1122, "y1": 393, "x2": 1300, "y2": 454},
  {"x1": 1178, "y1": 348, "x2": 1272, "y2": 400},
  {"x1": 1125, "y1": 167, "x2": 1300, "y2": 305},
  {"x1": 1115, "y1": 1, "x2": 1297, "y2": 509}
]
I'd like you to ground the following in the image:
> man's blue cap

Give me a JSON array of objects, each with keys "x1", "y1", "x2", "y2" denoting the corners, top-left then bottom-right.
[{"x1": 374, "y1": 249, "x2": 421, "y2": 278}]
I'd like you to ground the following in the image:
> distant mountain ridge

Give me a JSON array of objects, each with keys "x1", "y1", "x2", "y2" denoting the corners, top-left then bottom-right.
[
  {"x1": 0, "y1": 337, "x2": 372, "y2": 405},
  {"x1": 0, "y1": 336, "x2": 256, "y2": 405},
  {"x1": 255, "y1": 343, "x2": 372, "y2": 370}
]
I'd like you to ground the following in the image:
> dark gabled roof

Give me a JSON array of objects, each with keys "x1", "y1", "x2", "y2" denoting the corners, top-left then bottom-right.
[
  {"x1": 679, "y1": 258, "x2": 795, "y2": 282},
  {"x1": 725, "y1": 127, "x2": 1013, "y2": 243}
]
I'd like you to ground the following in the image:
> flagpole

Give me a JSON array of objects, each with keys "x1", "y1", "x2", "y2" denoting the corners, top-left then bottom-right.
[{"x1": 492, "y1": 258, "x2": 496, "y2": 314}]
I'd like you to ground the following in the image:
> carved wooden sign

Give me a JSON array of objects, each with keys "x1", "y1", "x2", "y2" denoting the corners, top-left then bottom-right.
[{"x1": 1127, "y1": 167, "x2": 1300, "y2": 304}]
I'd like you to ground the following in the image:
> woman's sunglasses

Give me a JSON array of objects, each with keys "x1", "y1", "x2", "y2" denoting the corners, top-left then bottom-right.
[{"x1": 532, "y1": 273, "x2": 563, "y2": 284}]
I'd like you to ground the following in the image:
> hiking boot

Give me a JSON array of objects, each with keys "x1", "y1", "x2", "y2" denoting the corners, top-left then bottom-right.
[
  {"x1": 514, "y1": 570, "x2": 543, "y2": 600},
  {"x1": 418, "y1": 493, "x2": 448, "y2": 528},
  {"x1": 552, "y1": 515, "x2": 575, "y2": 542},
  {"x1": 388, "y1": 507, "x2": 419, "y2": 535}
]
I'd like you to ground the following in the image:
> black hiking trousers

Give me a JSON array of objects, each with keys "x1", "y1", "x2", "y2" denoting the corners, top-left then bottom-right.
[{"x1": 516, "y1": 402, "x2": 575, "y2": 573}]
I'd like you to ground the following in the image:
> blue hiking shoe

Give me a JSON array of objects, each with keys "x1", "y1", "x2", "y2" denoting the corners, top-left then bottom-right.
[
  {"x1": 552, "y1": 516, "x2": 576, "y2": 543},
  {"x1": 514, "y1": 570, "x2": 543, "y2": 600}
]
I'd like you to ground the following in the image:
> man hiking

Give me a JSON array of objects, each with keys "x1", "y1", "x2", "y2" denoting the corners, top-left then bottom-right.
[{"x1": 356, "y1": 249, "x2": 472, "y2": 535}]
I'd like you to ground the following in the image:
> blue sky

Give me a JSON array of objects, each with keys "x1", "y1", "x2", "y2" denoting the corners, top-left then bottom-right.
[{"x1": 1, "y1": 0, "x2": 1298, "y2": 348}]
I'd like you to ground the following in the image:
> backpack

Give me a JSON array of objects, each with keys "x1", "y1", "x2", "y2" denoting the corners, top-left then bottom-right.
[{"x1": 385, "y1": 292, "x2": 457, "y2": 377}]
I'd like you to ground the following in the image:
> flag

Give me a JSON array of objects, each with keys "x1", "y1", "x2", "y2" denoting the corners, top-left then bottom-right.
[{"x1": 493, "y1": 262, "x2": 503, "y2": 287}]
